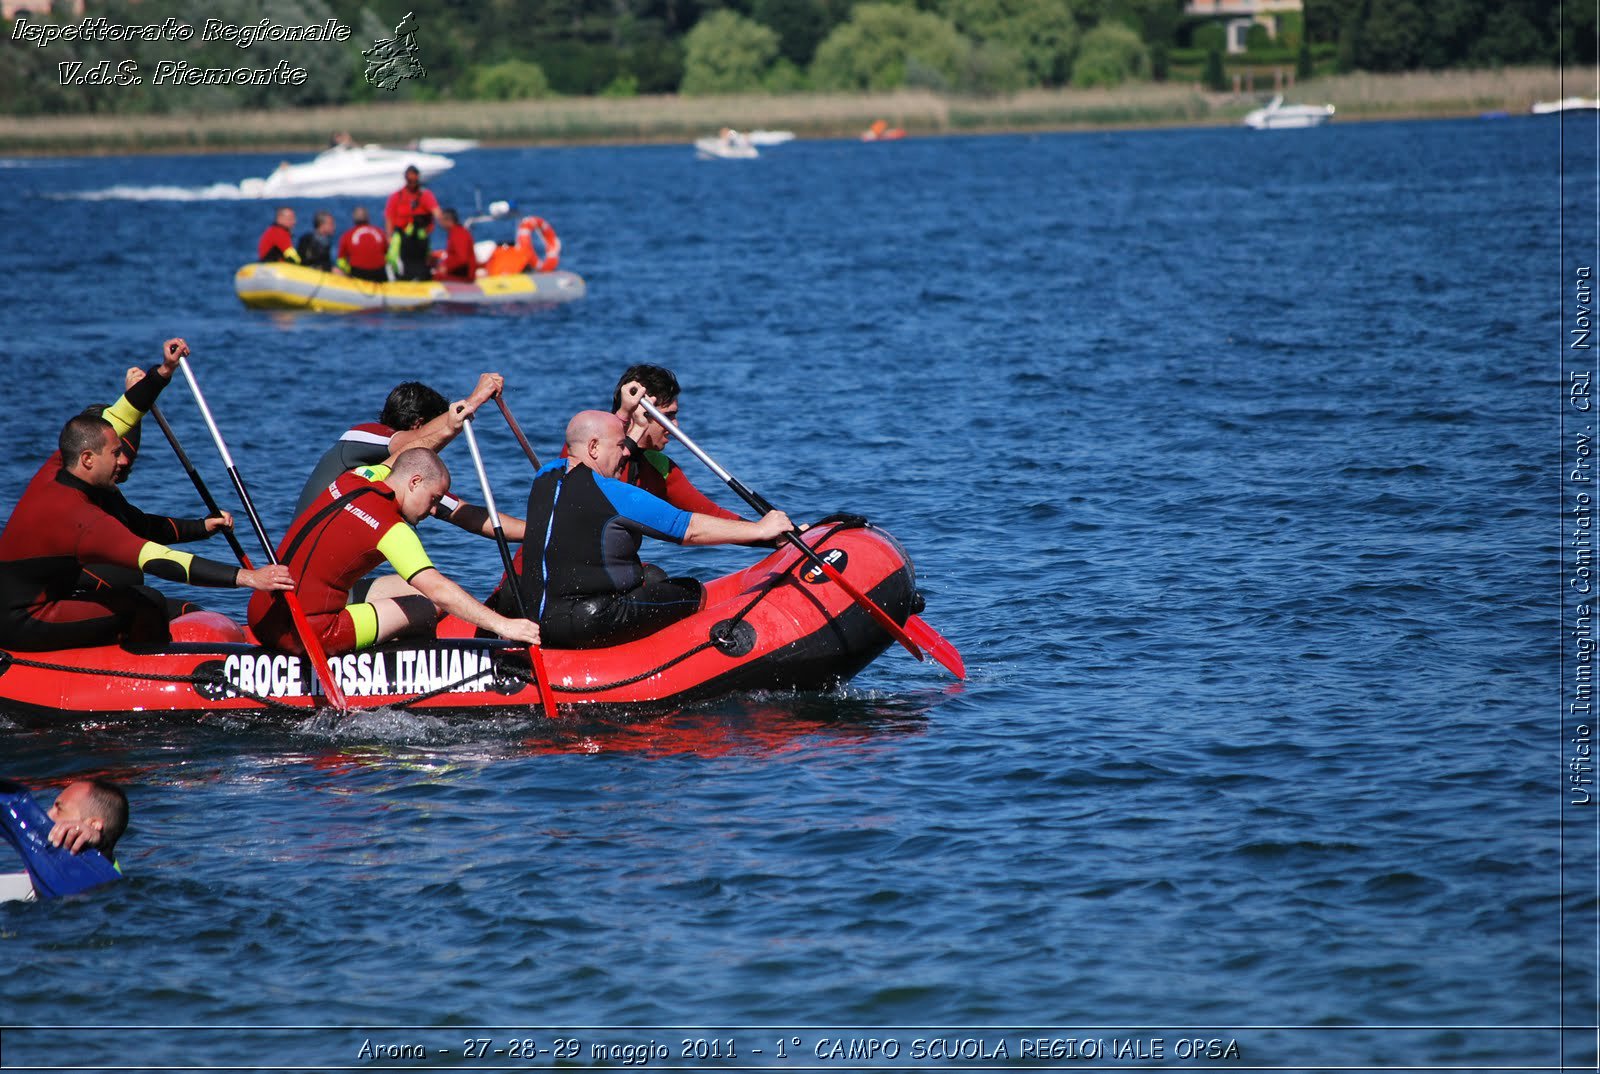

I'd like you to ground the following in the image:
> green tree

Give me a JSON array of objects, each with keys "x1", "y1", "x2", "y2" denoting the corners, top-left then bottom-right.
[
  {"x1": 1565, "y1": 0, "x2": 1599, "y2": 65},
  {"x1": 1358, "y1": 0, "x2": 1424, "y2": 70},
  {"x1": 751, "y1": 0, "x2": 831, "y2": 67},
  {"x1": 809, "y1": 3, "x2": 971, "y2": 91},
  {"x1": 680, "y1": 10, "x2": 779, "y2": 93},
  {"x1": 1202, "y1": 44, "x2": 1226, "y2": 91},
  {"x1": 962, "y1": 40, "x2": 1031, "y2": 93},
  {"x1": 471, "y1": 59, "x2": 554, "y2": 98},
  {"x1": 763, "y1": 57, "x2": 812, "y2": 90},
  {"x1": 939, "y1": 0, "x2": 1078, "y2": 86},
  {"x1": 1070, "y1": 19, "x2": 1147, "y2": 86},
  {"x1": 1471, "y1": 3, "x2": 1549, "y2": 65}
]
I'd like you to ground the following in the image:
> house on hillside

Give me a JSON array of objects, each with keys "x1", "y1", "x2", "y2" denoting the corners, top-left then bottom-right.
[{"x1": 1184, "y1": 0, "x2": 1302, "y2": 54}]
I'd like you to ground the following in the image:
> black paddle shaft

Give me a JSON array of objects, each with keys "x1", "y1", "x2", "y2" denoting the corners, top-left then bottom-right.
[{"x1": 150, "y1": 403, "x2": 252, "y2": 566}]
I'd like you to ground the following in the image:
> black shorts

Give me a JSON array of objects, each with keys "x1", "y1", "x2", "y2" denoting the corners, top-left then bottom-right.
[{"x1": 542, "y1": 568, "x2": 704, "y2": 650}]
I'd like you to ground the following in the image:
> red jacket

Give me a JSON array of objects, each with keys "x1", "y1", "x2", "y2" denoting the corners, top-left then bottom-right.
[
  {"x1": 248, "y1": 471, "x2": 434, "y2": 654},
  {"x1": 433, "y1": 224, "x2": 477, "y2": 281},
  {"x1": 385, "y1": 186, "x2": 440, "y2": 233},
  {"x1": 257, "y1": 223, "x2": 295, "y2": 262},
  {"x1": 337, "y1": 224, "x2": 388, "y2": 272}
]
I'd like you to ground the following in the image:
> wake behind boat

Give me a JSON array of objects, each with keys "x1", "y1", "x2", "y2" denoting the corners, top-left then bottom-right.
[
  {"x1": 239, "y1": 143, "x2": 454, "y2": 199},
  {"x1": 0, "y1": 521, "x2": 920, "y2": 718},
  {"x1": 1531, "y1": 97, "x2": 1600, "y2": 114}
]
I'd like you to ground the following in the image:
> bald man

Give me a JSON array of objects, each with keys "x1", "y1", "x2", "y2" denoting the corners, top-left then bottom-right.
[
  {"x1": 502, "y1": 411, "x2": 793, "y2": 649},
  {"x1": 250, "y1": 447, "x2": 538, "y2": 656}
]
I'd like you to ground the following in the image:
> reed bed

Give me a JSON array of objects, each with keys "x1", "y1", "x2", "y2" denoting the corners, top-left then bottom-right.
[{"x1": 0, "y1": 67, "x2": 1580, "y2": 155}]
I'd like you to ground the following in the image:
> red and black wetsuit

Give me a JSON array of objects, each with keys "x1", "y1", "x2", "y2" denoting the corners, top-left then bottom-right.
[
  {"x1": 257, "y1": 223, "x2": 298, "y2": 263},
  {"x1": 248, "y1": 470, "x2": 434, "y2": 656},
  {"x1": 0, "y1": 471, "x2": 242, "y2": 652},
  {"x1": 0, "y1": 365, "x2": 240, "y2": 650}
]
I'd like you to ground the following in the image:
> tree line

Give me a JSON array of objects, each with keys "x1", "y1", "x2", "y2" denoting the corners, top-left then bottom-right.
[{"x1": 0, "y1": 0, "x2": 1586, "y2": 115}]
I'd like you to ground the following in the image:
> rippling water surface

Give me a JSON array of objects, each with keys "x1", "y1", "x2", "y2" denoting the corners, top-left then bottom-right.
[{"x1": 0, "y1": 116, "x2": 1589, "y2": 1070}]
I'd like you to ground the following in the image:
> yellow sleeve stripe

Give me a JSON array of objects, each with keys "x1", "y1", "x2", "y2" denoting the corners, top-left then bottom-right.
[
  {"x1": 103, "y1": 393, "x2": 144, "y2": 437},
  {"x1": 377, "y1": 524, "x2": 433, "y2": 582},
  {"x1": 137, "y1": 542, "x2": 194, "y2": 581}
]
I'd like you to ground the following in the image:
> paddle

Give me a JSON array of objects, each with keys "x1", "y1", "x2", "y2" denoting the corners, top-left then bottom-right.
[
  {"x1": 149, "y1": 403, "x2": 253, "y2": 569},
  {"x1": 176, "y1": 358, "x2": 349, "y2": 713},
  {"x1": 634, "y1": 396, "x2": 965, "y2": 679},
  {"x1": 494, "y1": 395, "x2": 541, "y2": 468},
  {"x1": 460, "y1": 415, "x2": 561, "y2": 719}
]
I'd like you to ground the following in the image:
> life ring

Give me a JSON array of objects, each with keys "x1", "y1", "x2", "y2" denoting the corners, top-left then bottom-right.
[{"x1": 514, "y1": 215, "x2": 561, "y2": 272}]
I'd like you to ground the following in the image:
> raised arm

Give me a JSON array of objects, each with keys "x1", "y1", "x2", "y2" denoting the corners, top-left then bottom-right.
[{"x1": 389, "y1": 372, "x2": 504, "y2": 456}]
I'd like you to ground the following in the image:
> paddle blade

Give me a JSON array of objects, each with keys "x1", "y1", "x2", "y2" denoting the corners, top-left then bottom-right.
[
  {"x1": 282, "y1": 591, "x2": 349, "y2": 713},
  {"x1": 529, "y1": 644, "x2": 560, "y2": 718},
  {"x1": 906, "y1": 615, "x2": 965, "y2": 679},
  {"x1": 805, "y1": 547, "x2": 925, "y2": 663}
]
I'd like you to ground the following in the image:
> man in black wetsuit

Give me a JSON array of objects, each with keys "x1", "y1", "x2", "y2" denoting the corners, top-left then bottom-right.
[
  {"x1": 296, "y1": 210, "x2": 337, "y2": 271},
  {"x1": 503, "y1": 410, "x2": 793, "y2": 649}
]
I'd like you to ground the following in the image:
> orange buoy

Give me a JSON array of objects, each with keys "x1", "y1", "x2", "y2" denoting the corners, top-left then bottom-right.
[{"x1": 515, "y1": 215, "x2": 561, "y2": 272}]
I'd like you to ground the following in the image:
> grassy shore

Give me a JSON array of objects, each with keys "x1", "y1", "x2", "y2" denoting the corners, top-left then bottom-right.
[{"x1": 0, "y1": 66, "x2": 1582, "y2": 155}]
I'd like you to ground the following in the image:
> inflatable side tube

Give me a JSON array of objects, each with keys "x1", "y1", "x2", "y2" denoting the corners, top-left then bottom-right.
[{"x1": 0, "y1": 780, "x2": 121, "y2": 899}]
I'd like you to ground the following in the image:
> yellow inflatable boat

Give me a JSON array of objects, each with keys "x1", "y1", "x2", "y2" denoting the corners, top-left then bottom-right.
[{"x1": 234, "y1": 262, "x2": 586, "y2": 313}]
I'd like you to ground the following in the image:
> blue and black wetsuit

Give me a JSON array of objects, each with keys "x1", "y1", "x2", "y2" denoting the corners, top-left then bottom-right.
[{"x1": 507, "y1": 462, "x2": 703, "y2": 649}]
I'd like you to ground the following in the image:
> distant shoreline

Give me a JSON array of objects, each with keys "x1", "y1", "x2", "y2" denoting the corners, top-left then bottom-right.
[{"x1": 0, "y1": 67, "x2": 1581, "y2": 156}]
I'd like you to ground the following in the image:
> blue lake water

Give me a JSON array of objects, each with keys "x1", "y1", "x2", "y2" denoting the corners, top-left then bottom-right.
[{"x1": 0, "y1": 115, "x2": 1593, "y2": 1071}]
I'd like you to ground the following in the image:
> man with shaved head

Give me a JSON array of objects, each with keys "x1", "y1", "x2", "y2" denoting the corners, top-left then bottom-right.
[
  {"x1": 501, "y1": 411, "x2": 794, "y2": 649},
  {"x1": 251, "y1": 447, "x2": 538, "y2": 655}
]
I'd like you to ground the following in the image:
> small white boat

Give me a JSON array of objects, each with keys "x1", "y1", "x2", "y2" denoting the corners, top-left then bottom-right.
[
  {"x1": 238, "y1": 143, "x2": 455, "y2": 199},
  {"x1": 412, "y1": 137, "x2": 481, "y2": 153},
  {"x1": 1532, "y1": 97, "x2": 1600, "y2": 114},
  {"x1": 695, "y1": 129, "x2": 759, "y2": 160},
  {"x1": 1244, "y1": 95, "x2": 1335, "y2": 130},
  {"x1": 747, "y1": 130, "x2": 795, "y2": 146}
]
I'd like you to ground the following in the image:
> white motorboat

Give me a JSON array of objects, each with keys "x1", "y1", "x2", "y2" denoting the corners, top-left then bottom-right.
[
  {"x1": 1531, "y1": 97, "x2": 1600, "y2": 114},
  {"x1": 238, "y1": 143, "x2": 455, "y2": 199},
  {"x1": 412, "y1": 137, "x2": 481, "y2": 153},
  {"x1": 1243, "y1": 95, "x2": 1335, "y2": 130},
  {"x1": 695, "y1": 129, "x2": 759, "y2": 160},
  {"x1": 747, "y1": 130, "x2": 795, "y2": 146}
]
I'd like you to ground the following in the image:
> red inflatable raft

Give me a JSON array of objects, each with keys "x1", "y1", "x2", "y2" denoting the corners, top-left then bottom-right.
[{"x1": 0, "y1": 521, "x2": 922, "y2": 719}]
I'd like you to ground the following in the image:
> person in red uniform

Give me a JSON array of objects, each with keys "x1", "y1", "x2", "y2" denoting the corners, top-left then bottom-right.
[
  {"x1": 335, "y1": 206, "x2": 388, "y2": 282},
  {"x1": 249, "y1": 448, "x2": 538, "y2": 657},
  {"x1": 611, "y1": 365, "x2": 743, "y2": 520},
  {"x1": 0, "y1": 412, "x2": 292, "y2": 652},
  {"x1": 431, "y1": 208, "x2": 477, "y2": 282},
  {"x1": 257, "y1": 206, "x2": 301, "y2": 263},
  {"x1": 384, "y1": 165, "x2": 440, "y2": 281},
  {"x1": 11, "y1": 341, "x2": 239, "y2": 612}
]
